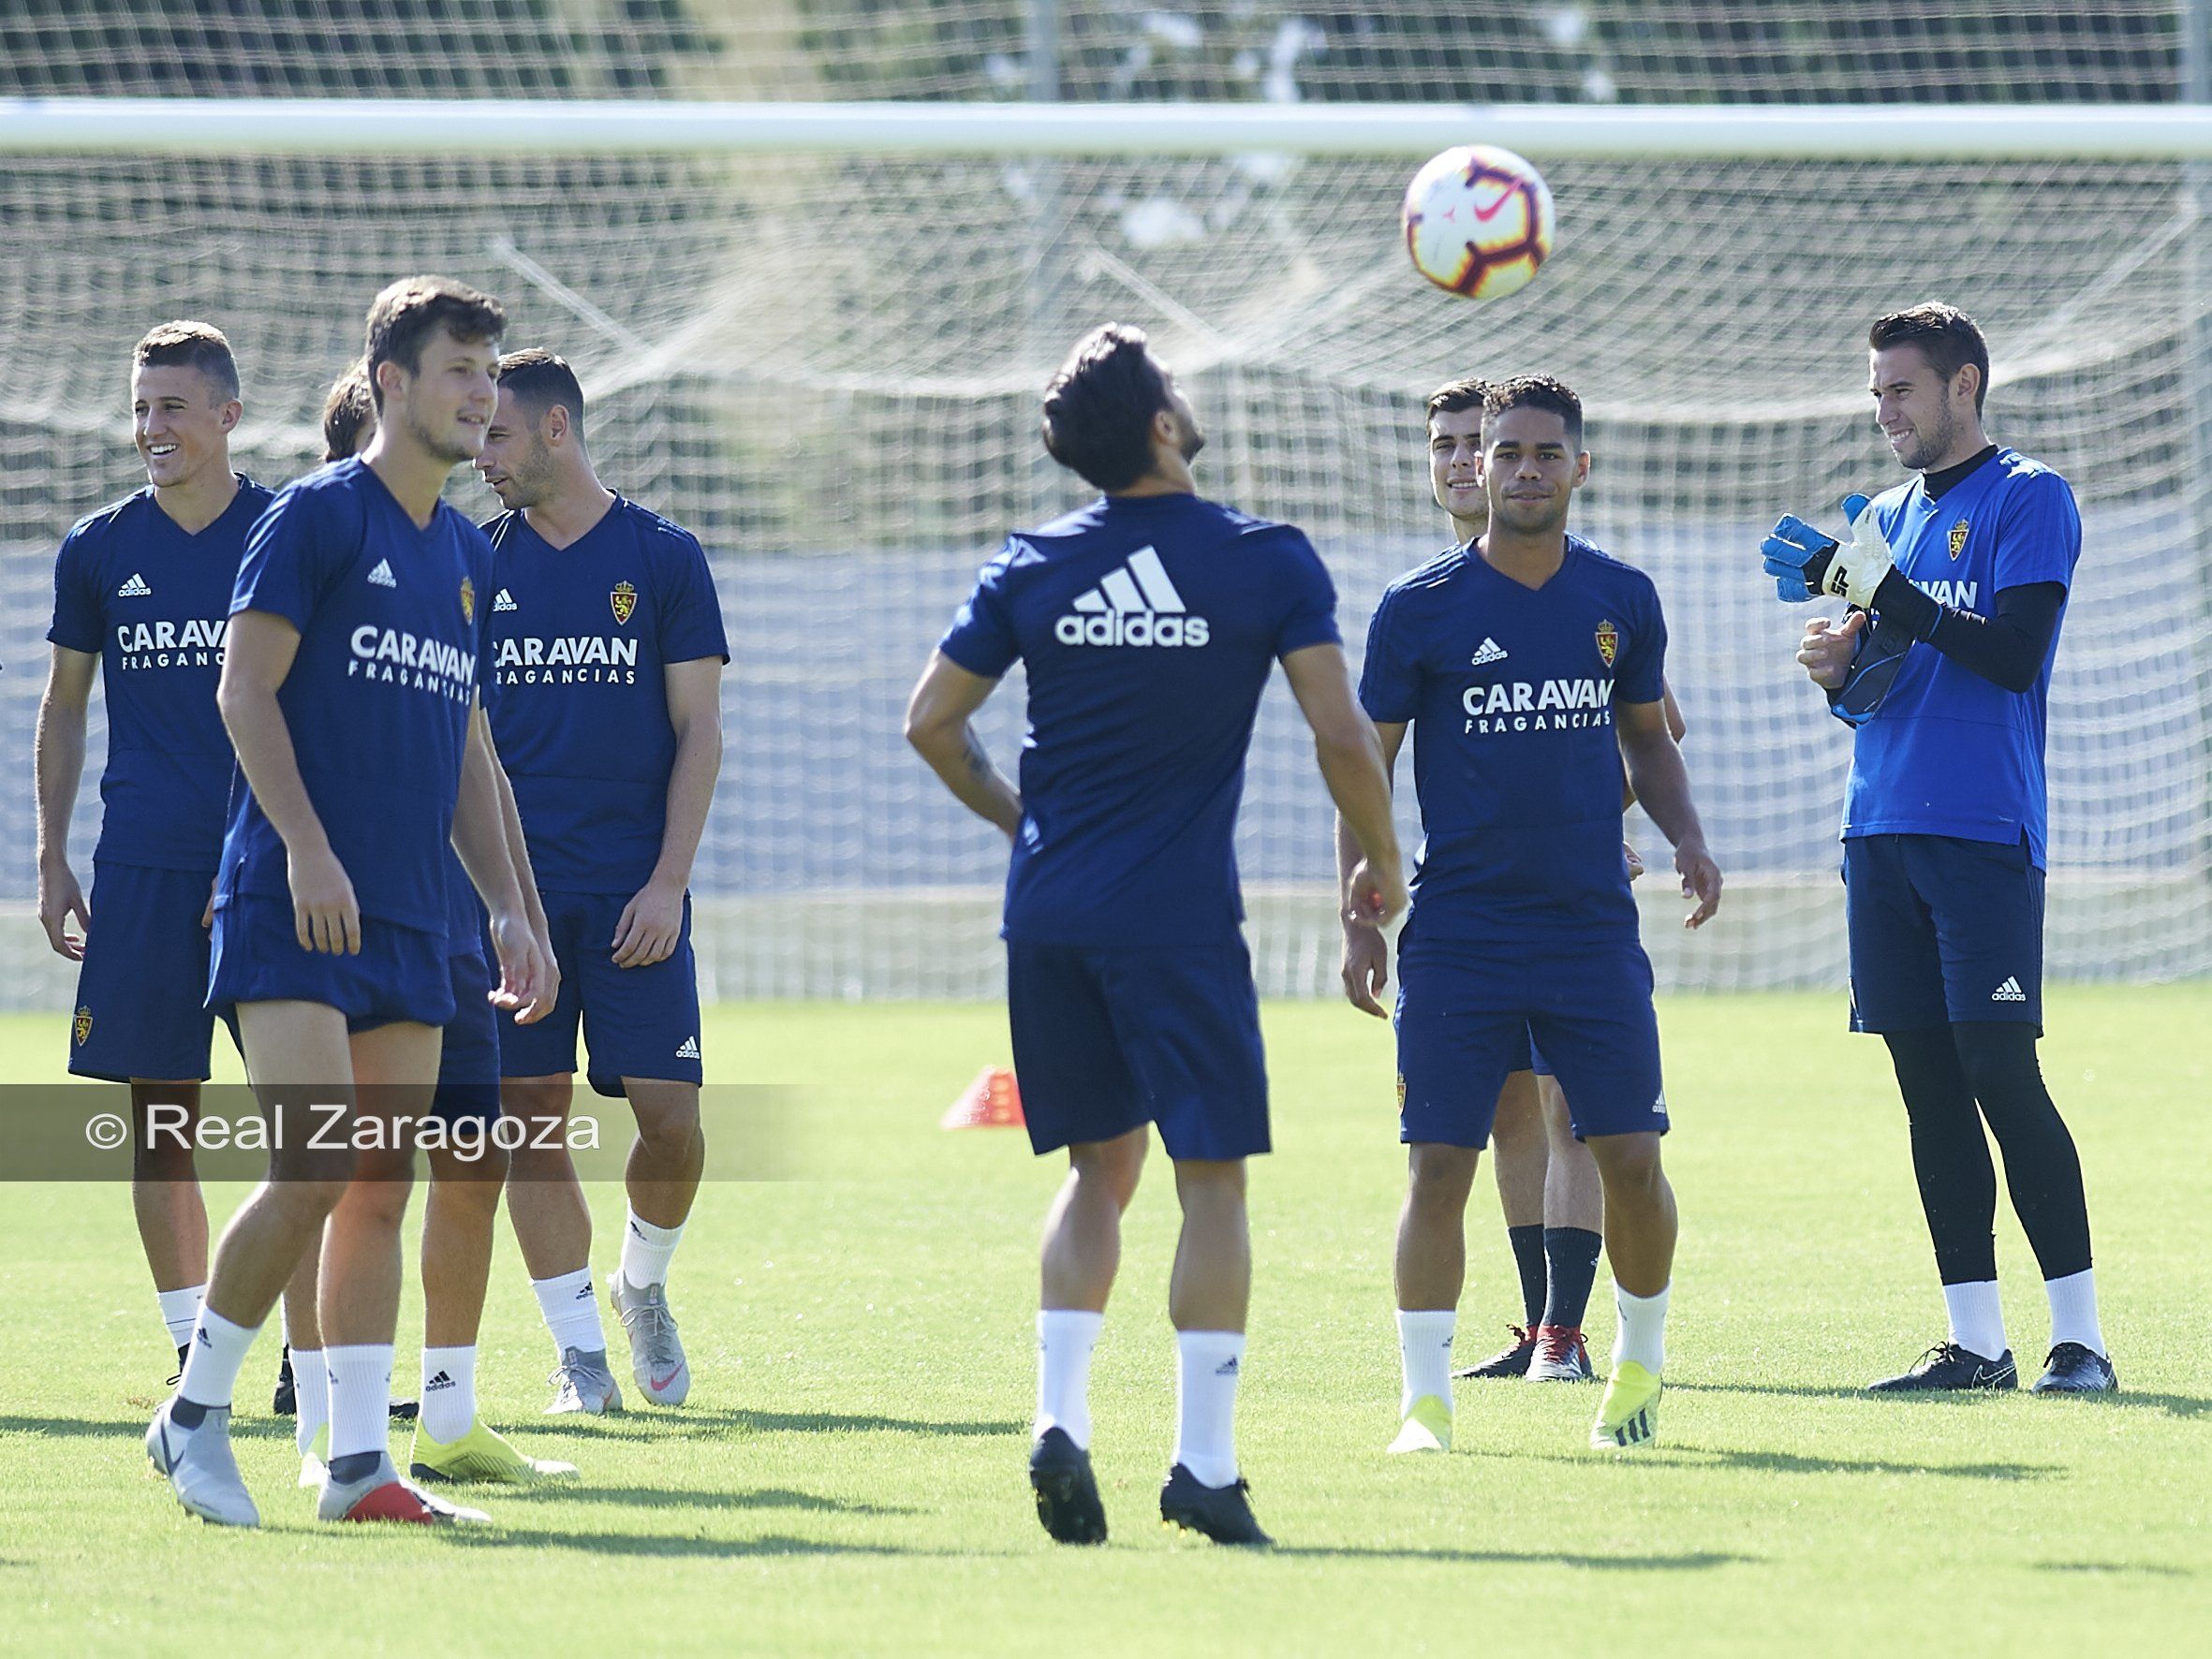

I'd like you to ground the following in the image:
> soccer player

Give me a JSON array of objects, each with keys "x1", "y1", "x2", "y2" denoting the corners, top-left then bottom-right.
[
  {"x1": 278, "y1": 360, "x2": 574, "y2": 1490},
  {"x1": 37, "y1": 322, "x2": 267, "y2": 1384},
  {"x1": 473, "y1": 348, "x2": 728, "y2": 1414},
  {"x1": 1765, "y1": 302, "x2": 2115, "y2": 1394},
  {"x1": 906, "y1": 323, "x2": 1406, "y2": 1546},
  {"x1": 1348, "y1": 375, "x2": 1719, "y2": 1457},
  {"x1": 144, "y1": 276, "x2": 552, "y2": 1529}
]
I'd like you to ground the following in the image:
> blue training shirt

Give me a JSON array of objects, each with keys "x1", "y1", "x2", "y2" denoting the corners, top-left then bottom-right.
[
  {"x1": 937, "y1": 492, "x2": 1340, "y2": 949},
  {"x1": 1850, "y1": 448, "x2": 2079, "y2": 867},
  {"x1": 482, "y1": 495, "x2": 729, "y2": 896},
  {"x1": 1359, "y1": 535, "x2": 1667, "y2": 946},
  {"x1": 47, "y1": 477, "x2": 273, "y2": 873},
  {"x1": 216, "y1": 458, "x2": 494, "y2": 938}
]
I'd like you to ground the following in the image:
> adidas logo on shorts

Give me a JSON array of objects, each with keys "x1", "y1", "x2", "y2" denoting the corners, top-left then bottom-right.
[
  {"x1": 1470, "y1": 636, "x2": 1509, "y2": 666},
  {"x1": 366, "y1": 558, "x2": 398, "y2": 588},
  {"x1": 1991, "y1": 976, "x2": 2028, "y2": 1003},
  {"x1": 494, "y1": 588, "x2": 518, "y2": 612},
  {"x1": 1054, "y1": 546, "x2": 1210, "y2": 648},
  {"x1": 116, "y1": 572, "x2": 152, "y2": 597},
  {"x1": 675, "y1": 1035, "x2": 700, "y2": 1060}
]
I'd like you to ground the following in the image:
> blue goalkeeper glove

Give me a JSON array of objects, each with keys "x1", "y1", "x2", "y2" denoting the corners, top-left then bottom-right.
[
  {"x1": 1762, "y1": 492, "x2": 1894, "y2": 609},
  {"x1": 1827, "y1": 609, "x2": 1914, "y2": 727}
]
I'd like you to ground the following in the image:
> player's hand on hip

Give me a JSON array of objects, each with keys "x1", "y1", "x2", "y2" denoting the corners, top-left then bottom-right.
[
  {"x1": 1340, "y1": 923, "x2": 1392, "y2": 1019},
  {"x1": 199, "y1": 878, "x2": 215, "y2": 932},
  {"x1": 287, "y1": 845, "x2": 361, "y2": 955},
  {"x1": 37, "y1": 859, "x2": 89, "y2": 961},
  {"x1": 1624, "y1": 841, "x2": 1646, "y2": 881},
  {"x1": 489, "y1": 909, "x2": 558, "y2": 1023},
  {"x1": 1797, "y1": 609, "x2": 1865, "y2": 690},
  {"x1": 1674, "y1": 838, "x2": 1722, "y2": 930},
  {"x1": 611, "y1": 877, "x2": 684, "y2": 969},
  {"x1": 1344, "y1": 856, "x2": 1408, "y2": 932}
]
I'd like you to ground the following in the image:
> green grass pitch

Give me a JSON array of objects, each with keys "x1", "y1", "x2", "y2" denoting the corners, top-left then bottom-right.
[{"x1": 1, "y1": 988, "x2": 2205, "y2": 1654}]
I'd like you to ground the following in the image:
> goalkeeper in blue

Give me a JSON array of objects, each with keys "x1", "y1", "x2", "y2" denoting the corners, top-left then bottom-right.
[{"x1": 1762, "y1": 302, "x2": 2115, "y2": 1395}]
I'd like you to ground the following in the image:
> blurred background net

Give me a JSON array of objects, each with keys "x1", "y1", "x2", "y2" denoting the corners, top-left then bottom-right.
[{"x1": 2, "y1": 2, "x2": 2205, "y2": 1004}]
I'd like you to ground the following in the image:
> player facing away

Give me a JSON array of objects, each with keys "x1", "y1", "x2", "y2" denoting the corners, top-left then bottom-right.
[
  {"x1": 145, "y1": 276, "x2": 553, "y2": 1529},
  {"x1": 906, "y1": 323, "x2": 1406, "y2": 1546},
  {"x1": 276, "y1": 360, "x2": 576, "y2": 1491},
  {"x1": 474, "y1": 348, "x2": 729, "y2": 1413},
  {"x1": 1765, "y1": 302, "x2": 2115, "y2": 1394},
  {"x1": 36, "y1": 323, "x2": 268, "y2": 1384},
  {"x1": 1349, "y1": 375, "x2": 1720, "y2": 1456}
]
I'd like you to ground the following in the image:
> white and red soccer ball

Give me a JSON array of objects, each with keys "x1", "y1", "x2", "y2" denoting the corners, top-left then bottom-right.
[{"x1": 1401, "y1": 144, "x2": 1556, "y2": 301}]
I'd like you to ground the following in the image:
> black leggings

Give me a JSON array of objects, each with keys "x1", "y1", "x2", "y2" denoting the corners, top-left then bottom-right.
[{"x1": 1881, "y1": 1023, "x2": 2092, "y2": 1285}]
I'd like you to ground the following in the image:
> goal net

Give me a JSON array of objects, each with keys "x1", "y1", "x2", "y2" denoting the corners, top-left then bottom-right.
[{"x1": 2, "y1": 2, "x2": 2205, "y2": 1004}]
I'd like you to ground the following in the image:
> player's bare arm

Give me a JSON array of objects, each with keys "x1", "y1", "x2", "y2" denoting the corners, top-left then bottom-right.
[
  {"x1": 215, "y1": 609, "x2": 359, "y2": 955},
  {"x1": 1333, "y1": 718, "x2": 1406, "y2": 1018},
  {"x1": 34, "y1": 643, "x2": 97, "y2": 960},
  {"x1": 904, "y1": 649, "x2": 1023, "y2": 838},
  {"x1": 1615, "y1": 698, "x2": 1720, "y2": 929},
  {"x1": 455, "y1": 704, "x2": 557, "y2": 1023},
  {"x1": 612, "y1": 655, "x2": 723, "y2": 971},
  {"x1": 1281, "y1": 642, "x2": 1405, "y2": 931}
]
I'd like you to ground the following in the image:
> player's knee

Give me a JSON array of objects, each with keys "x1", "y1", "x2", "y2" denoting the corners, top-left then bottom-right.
[
  {"x1": 427, "y1": 1140, "x2": 509, "y2": 1197},
  {"x1": 1406, "y1": 1142, "x2": 1480, "y2": 1208},
  {"x1": 1588, "y1": 1133, "x2": 1665, "y2": 1198},
  {"x1": 1070, "y1": 1130, "x2": 1146, "y2": 1206},
  {"x1": 1172, "y1": 1155, "x2": 1246, "y2": 1211},
  {"x1": 131, "y1": 1138, "x2": 199, "y2": 1185}
]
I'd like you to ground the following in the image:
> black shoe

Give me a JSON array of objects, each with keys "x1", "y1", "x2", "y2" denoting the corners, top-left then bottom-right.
[
  {"x1": 273, "y1": 1345, "x2": 297, "y2": 1416},
  {"x1": 1454, "y1": 1325, "x2": 1536, "y2": 1381},
  {"x1": 1866, "y1": 1342, "x2": 2017, "y2": 1392},
  {"x1": 389, "y1": 1395, "x2": 420, "y2": 1422},
  {"x1": 168, "y1": 1343, "x2": 189, "y2": 1388},
  {"x1": 2031, "y1": 1342, "x2": 2118, "y2": 1394},
  {"x1": 1159, "y1": 1464, "x2": 1272, "y2": 1547},
  {"x1": 1027, "y1": 1428, "x2": 1107, "y2": 1544}
]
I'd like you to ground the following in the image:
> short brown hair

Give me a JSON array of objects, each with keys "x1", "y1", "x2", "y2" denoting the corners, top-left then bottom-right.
[
  {"x1": 134, "y1": 320, "x2": 240, "y2": 403},
  {"x1": 363, "y1": 275, "x2": 505, "y2": 410},
  {"x1": 1482, "y1": 374, "x2": 1584, "y2": 450},
  {"x1": 1425, "y1": 377, "x2": 1490, "y2": 421},
  {"x1": 320, "y1": 360, "x2": 375, "y2": 462},
  {"x1": 1869, "y1": 302, "x2": 1989, "y2": 414},
  {"x1": 1041, "y1": 323, "x2": 1174, "y2": 493},
  {"x1": 495, "y1": 347, "x2": 587, "y2": 432}
]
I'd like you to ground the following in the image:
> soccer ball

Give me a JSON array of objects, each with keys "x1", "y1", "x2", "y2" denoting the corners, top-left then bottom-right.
[{"x1": 1401, "y1": 144, "x2": 1556, "y2": 301}]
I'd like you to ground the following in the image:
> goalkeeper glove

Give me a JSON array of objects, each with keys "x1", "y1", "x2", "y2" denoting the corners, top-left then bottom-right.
[
  {"x1": 1827, "y1": 609, "x2": 1914, "y2": 727},
  {"x1": 1762, "y1": 492, "x2": 1894, "y2": 609}
]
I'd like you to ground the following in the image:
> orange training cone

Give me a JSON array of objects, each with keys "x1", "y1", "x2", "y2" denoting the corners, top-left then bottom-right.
[{"x1": 941, "y1": 1065, "x2": 1025, "y2": 1129}]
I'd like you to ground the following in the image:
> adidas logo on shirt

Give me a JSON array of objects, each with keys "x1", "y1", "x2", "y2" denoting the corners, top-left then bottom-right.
[
  {"x1": 1470, "y1": 637, "x2": 1509, "y2": 667},
  {"x1": 493, "y1": 588, "x2": 517, "y2": 611},
  {"x1": 675, "y1": 1035, "x2": 700, "y2": 1060},
  {"x1": 366, "y1": 558, "x2": 397, "y2": 588},
  {"x1": 1054, "y1": 546, "x2": 1210, "y2": 648},
  {"x1": 1991, "y1": 976, "x2": 2028, "y2": 1003},
  {"x1": 116, "y1": 572, "x2": 152, "y2": 597}
]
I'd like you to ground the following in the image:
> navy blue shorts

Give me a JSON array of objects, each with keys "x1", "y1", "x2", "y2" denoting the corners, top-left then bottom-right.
[
  {"x1": 496, "y1": 889, "x2": 703, "y2": 1097},
  {"x1": 1844, "y1": 832, "x2": 2044, "y2": 1033},
  {"x1": 1006, "y1": 939, "x2": 1270, "y2": 1162},
  {"x1": 69, "y1": 860, "x2": 239, "y2": 1082},
  {"x1": 431, "y1": 944, "x2": 502, "y2": 1125},
  {"x1": 1395, "y1": 933, "x2": 1667, "y2": 1147},
  {"x1": 207, "y1": 894, "x2": 453, "y2": 1032}
]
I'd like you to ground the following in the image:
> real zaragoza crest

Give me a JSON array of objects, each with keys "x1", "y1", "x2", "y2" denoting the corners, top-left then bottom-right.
[
  {"x1": 73, "y1": 1006, "x2": 92, "y2": 1046},
  {"x1": 459, "y1": 575, "x2": 476, "y2": 623},
  {"x1": 611, "y1": 580, "x2": 637, "y2": 625},
  {"x1": 1948, "y1": 519, "x2": 1969, "y2": 560},
  {"x1": 1595, "y1": 619, "x2": 1618, "y2": 668}
]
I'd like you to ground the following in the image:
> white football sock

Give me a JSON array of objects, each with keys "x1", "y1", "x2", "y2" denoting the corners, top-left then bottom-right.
[
  {"x1": 177, "y1": 1306, "x2": 258, "y2": 1409},
  {"x1": 420, "y1": 1344, "x2": 478, "y2": 1445},
  {"x1": 325, "y1": 1343, "x2": 394, "y2": 1464},
  {"x1": 532, "y1": 1268, "x2": 608, "y2": 1358},
  {"x1": 1395, "y1": 1309, "x2": 1456, "y2": 1416},
  {"x1": 619, "y1": 1210, "x2": 686, "y2": 1291},
  {"x1": 1612, "y1": 1282, "x2": 1670, "y2": 1374},
  {"x1": 2043, "y1": 1268, "x2": 2105, "y2": 1357},
  {"x1": 1034, "y1": 1308, "x2": 1103, "y2": 1448},
  {"x1": 291, "y1": 1347, "x2": 330, "y2": 1456},
  {"x1": 157, "y1": 1284, "x2": 205, "y2": 1350},
  {"x1": 1172, "y1": 1329, "x2": 1245, "y2": 1489},
  {"x1": 1941, "y1": 1279, "x2": 2008, "y2": 1359}
]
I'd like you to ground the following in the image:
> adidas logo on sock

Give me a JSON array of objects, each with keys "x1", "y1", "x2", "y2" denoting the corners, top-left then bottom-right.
[
  {"x1": 116, "y1": 572, "x2": 152, "y2": 597},
  {"x1": 366, "y1": 558, "x2": 397, "y2": 588},
  {"x1": 493, "y1": 588, "x2": 517, "y2": 611},
  {"x1": 1054, "y1": 546, "x2": 1210, "y2": 649},
  {"x1": 1991, "y1": 976, "x2": 2027, "y2": 1003},
  {"x1": 425, "y1": 1370, "x2": 455, "y2": 1390},
  {"x1": 1470, "y1": 636, "x2": 1509, "y2": 666},
  {"x1": 675, "y1": 1035, "x2": 700, "y2": 1060},
  {"x1": 628, "y1": 1219, "x2": 649, "y2": 1241},
  {"x1": 1215, "y1": 1357, "x2": 1240, "y2": 1377}
]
